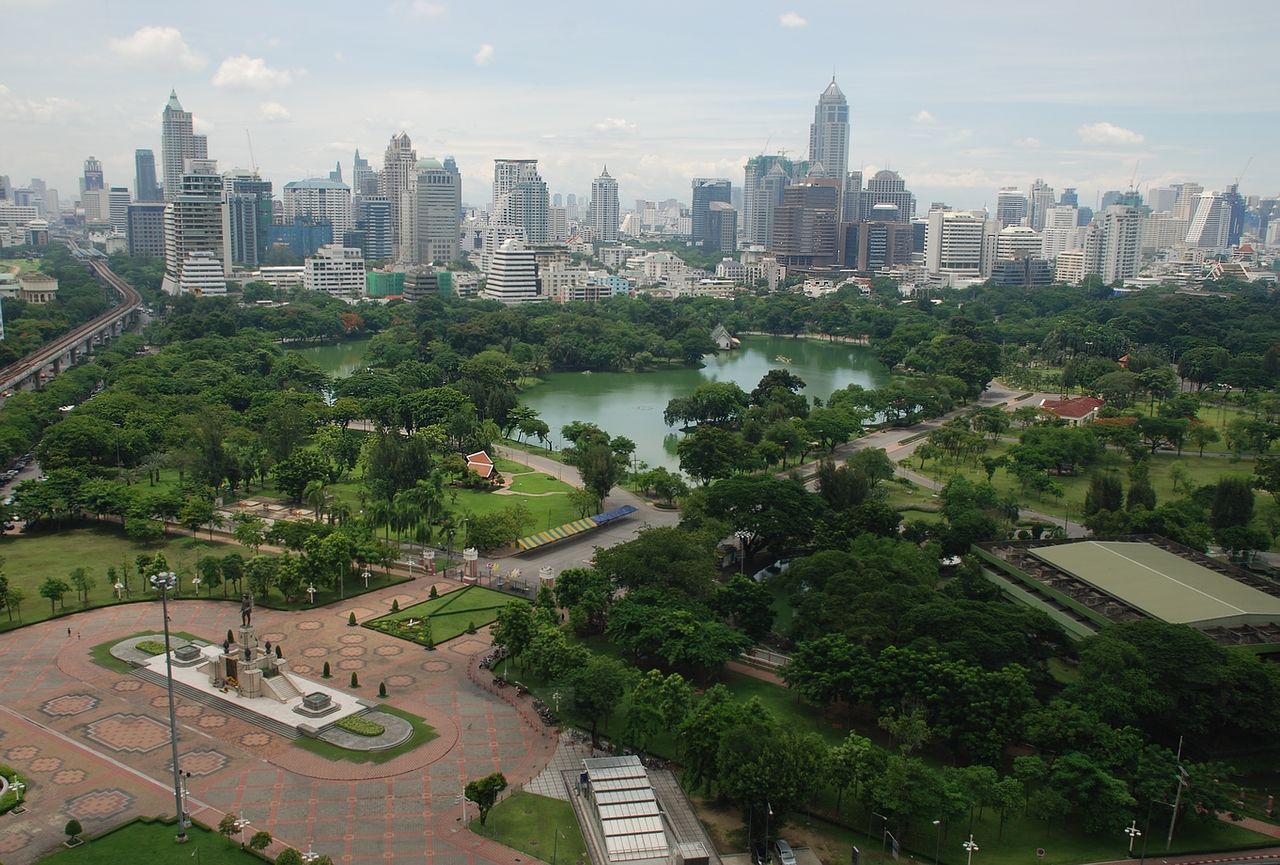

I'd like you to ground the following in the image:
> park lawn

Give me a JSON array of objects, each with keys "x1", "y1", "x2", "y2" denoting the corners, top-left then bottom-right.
[
  {"x1": 495, "y1": 456, "x2": 531, "y2": 474},
  {"x1": 471, "y1": 792, "x2": 590, "y2": 865},
  {"x1": 88, "y1": 629, "x2": 206, "y2": 674},
  {"x1": 367, "y1": 585, "x2": 527, "y2": 645},
  {"x1": 501, "y1": 437, "x2": 568, "y2": 462},
  {"x1": 0, "y1": 525, "x2": 242, "y2": 631},
  {"x1": 450, "y1": 487, "x2": 582, "y2": 534},
  {"x1": 35, "y1": 817, "x2": 265, "y2": 865},
  {"x1": 291, "y1": 705, "x2": 437, "y2": 764},
  {"x1": 507, "y1": 472, "x2": 574, "y2": 495}
]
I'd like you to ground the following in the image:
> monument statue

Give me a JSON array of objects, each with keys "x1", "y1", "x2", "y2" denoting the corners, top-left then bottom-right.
[{"x1": 240, "y1": 593, "x2": 253, "y2": 627}]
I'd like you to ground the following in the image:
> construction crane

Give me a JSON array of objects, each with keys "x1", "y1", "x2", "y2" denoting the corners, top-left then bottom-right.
[
  {"x1": 245, "y1": 130, "x2": 258, "y2": 173},
  {"x1": 1129, "y1": 160, "x2": 1140, "y2": 192},
  {"x1": 1236, "y1": 156, "x2": 1253, "y2": 186}
]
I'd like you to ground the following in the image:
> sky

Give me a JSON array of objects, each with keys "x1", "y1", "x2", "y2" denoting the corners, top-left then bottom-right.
[{"x1": 1, "y1": 0, "x2": 1276, "y2": 213}]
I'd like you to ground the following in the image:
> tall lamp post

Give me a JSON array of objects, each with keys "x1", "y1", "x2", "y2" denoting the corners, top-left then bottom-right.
[
  {"x1": 962, "y1": 834, "x2": 979, "y2": 865},
  {"x1": 9, "y1": 777, "x2": 25, "y2": 814},
  {"x1": 150, "y1": 571, "x2": 187, "y2": 844},
  {"x1": 234, "y1": 813, "x2": 251, "y2": 847},
  {"x1": 1125, "y1": 820, "x2": 1142, "y2": 857},
  {"x1": 932, "y1": 819, "x2": 942, "y2": 865},
  {"x1": 868, "y1": 812, "x2": 887, "y2": 864}
]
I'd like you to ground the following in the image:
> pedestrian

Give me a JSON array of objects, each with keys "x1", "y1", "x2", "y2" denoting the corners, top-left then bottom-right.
[
  {"x1": 67, "y1": 627, "x2": 72, "y2": 637},
  {"x1": 76, "y1": 631, "x2": 81, "y2": 640}
]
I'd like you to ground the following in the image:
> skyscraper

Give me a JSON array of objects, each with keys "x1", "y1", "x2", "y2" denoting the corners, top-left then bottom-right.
[
  {"x1": 283, "y1": 178, "x2": 352, "y2": 242},
  {"x1": 691, "y1": 178, "x2": 731, "y2": 245},
  {"x1": 491, "y1": 159, "x2": 549, "y2": 248},
  {"x1": 353, "y1": 195, "x2": 393, "y2": 262},
  {"x1": 224, "y1": 169, "x2": 273, "y2": 268},
  {"x1": 859, "y1": 170, "x2": 916, "y2": 222},
  {"x1": 162, "y1": 162, "x2": 228, "y2": 295},
  {"x1": 161, "y1": 91, "x2": 208, "y2": 201},
  {"x1": 925, "y1": 209, "x2": 1000, "y2": 280},
  {"x1": 770, "y1": 181, "x2": 840, "y2": 269},
  {"x1": 705, "y1": 201, "x2": 737, "y2": 254},
  {"x1": 1059, "y1": 188, "x2": 1079, "y2": 208},
  {"x1": 107, "y1": 187, "x2": 130, "y2": 235},
  {"x1": 1099, "y1": 205, "x2": 1143, "y2": 283},
  {"x1": 1185, "y1": 192, "x2": 1231, "y2": 249},
  {"x1": 589, "y1": 167, "x2": 619, "y2": 243},
  {"x1": 380, "y1": 132, "x2": 417, "y2": 255},
  {"x1": 82, "y1": 157, "x2": 104, "y2": 192},
  {"x1": 135, "y1": 149, "x2": 161, "y2": 202},
  {"x1": 1029, "y1": 178, "x2": 1056, "y2": 231},
  {"x1": 743, "y1": 155, "x2": 794, "y2": 247},
  {"x1": 408, "y1": 157, "x2": 462, "y2": 265},
  {"x1": 808, "y1": 78, "x2": 850, "y2": 213},
  {"x1": 996, "y1": 188, "x2": 1028, "y2": 227},
  {"x1": 352, "y1": 149, "x2": 378, "y2": 196},
  {"x1": 483, "y1": 239, "x2": 542, "y2": 303}
]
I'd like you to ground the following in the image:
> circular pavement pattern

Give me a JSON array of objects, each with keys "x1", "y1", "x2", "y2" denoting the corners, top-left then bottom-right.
[
  {"x1": 339, "y1": 633, "x2": 365, "y2": 645},
  {"x1": 176, "y1": 704, "x2": 202, "y2": 718},
  {"x1": 112, "y1": 679, "x2": 142, "y2": 692},
  {"x1": 374, "y1": 645, "x2": 403, "y2": 657},
  {"x1": 290, "y1": 663, "x2": 313, "y2": 675},
  {"x1": 52, "y1": 769, "x2": 87, "y2": 785},
  {"x1": 30, "y1": 757, "x2": 62, "y2": 773},
  {"x1": 259, "y1": 632, "x2": 286, "y2": 643},
  {"x1": 0, "y1": 830, "x2": 32, "y2": 855},
  {"x1": 296, "y1": 620, "x2": 323, "y2": 631},
  {"x1": 421, "y1": 659, "x2": 451, "y2": 672},
  {"x1": 198, "y1": 715, "x2": 228, "y2": 729},
  {"x1": 302, "y1": 647, "x2": 327, "y2": 658},
  {"x1": 239, "y1": 732, "x2": 272, "y2": 747},
  {"x1": 337, "y1": 659, "x2": 365, "y2": 671},
  {"x1": 65, "y1": 788, "x2": 135, "y2": 822},
  {"x1": 339, "y1": 645, "x2": 365, "y2": 657},
  {"x1": 6, "y1": 745, "x2": 38, "y2": 761},
  {"x1": 386, "y1": 674, "x2": 416, "y2": 687}
]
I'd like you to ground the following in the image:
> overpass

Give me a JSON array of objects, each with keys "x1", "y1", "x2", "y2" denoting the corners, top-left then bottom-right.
[{"x1": 0, "y1": 246, "x2": 143, "y2": 394}]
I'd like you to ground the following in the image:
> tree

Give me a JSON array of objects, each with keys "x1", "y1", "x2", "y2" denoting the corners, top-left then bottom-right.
[
  {"x1": 244, "y1": 555, "x2": 278, "y2": 600},
  {"x1": 677, "y1": 425, "x2": 742, "y2": 485},
  {"x1": 276, "y1": 849, "x2": 305, "y2": 865},
  {"x1": 233, "y1": 513, "x2": 267, "y2": 553},
  {"x1": 1126, "y1": 462, "x2": 1157, "y2": 511},
  {"x1": 1135, "y1": 415, "x2": 1189, "y2": 455},
  {"x1": 463, "y1": 772, "x2": 508, "y2": 826},
  {"x1": 567, "y1": 655, "x2": 630, "y2": 746},
  {"x1": 1187, "y1": 423, "x2": 1221, "y2": 456},
  {"x1": 250, "y1": 831, "x2": 273, "y2": 853},
  {"x1": 39, "y1": 576, "x2": 71, "y2": 614},
  {"x1": 1210, "y1": 476, "x2": 1255, "y2": 532},
  {"x1": 69, "y1": 567, "x2": 95, "y2": 607},
  {"x1": 197, "y1": 555, "x2": 224, "y2": 597},
  {"x1": 218, "y1": 814, "x2": 239, "y2": 845},
  {"x1": 179, "y1": 495, "x2": 215, "y2": 537},
  {"x1": 703, "y1": 475, "x2": 824, "y2": 561},
  {"x1": 578, "y1": 443, "x2": 623, "y2": 511},
  {"x1": 271, "y1": 449, "x2": 331, "y2": 502},
  {"x1": 64, "y1": 819, "x2": 83, "y2": 844},
  {"x1": 717, "y1": 574, "x2": 775, "y2": 641}
]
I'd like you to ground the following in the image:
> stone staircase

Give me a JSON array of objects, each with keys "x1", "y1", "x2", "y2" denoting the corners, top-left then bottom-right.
[
  {"x1": 132, "y1": 667, "x2": 300, "y2": 740},
  {"x1": 262, "y1": 672, "x2": 303, "y2": 703}
]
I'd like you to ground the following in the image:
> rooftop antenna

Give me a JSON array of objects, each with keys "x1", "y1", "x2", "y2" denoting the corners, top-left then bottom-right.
[{"x1": 245, "y1": 130, "x2": 258, "y2": 174}]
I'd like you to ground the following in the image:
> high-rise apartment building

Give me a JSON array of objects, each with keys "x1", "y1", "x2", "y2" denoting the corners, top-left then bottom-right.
[
  {"x1": 491, "y1": 160, "x2": 548, "y2": 247},
  {"x1": 283, "y1": 178, "x2": 352, "y2": 243},
  {"x1": 134, "y1": 150, "x2": 161, "y2": 202},
  {"x1": 996, "y1": 188, "x2": 1028, "y2": 227},
  {"x1": 705, "y1": 202, "x2": 737, "y2": 254},
  {"x1": 224, "y1": 170, "x2": 273, "y2": 268},
  {"x1": 1141, "y1": 212, "x2": 1189, "y2": 254},
  {"x1": 1041, "y1": 206, "x2": 1083, "y2": 259},
  {"x1": 859, "y1": 170, "x2": 916, "y2": 222},
  {"x1": 743, "y1": 155, "x2": 795, "y2": 246},
  {"x1": 691, "y1": 178, "x2": 731, "y2": 245},
  {"x1": 994, "y1": 225, "x2": 1043, "y2": 261},
  {"x1": 589, "y1": 167, "x2": 619, "y2": 244},
  {"x1": 1146, "y1": 187, "x2": 1177, "y2": 213},
  {"x1": 352, "y1": 150, "x2": 378, "y2": 196},
  {"x1": 1029, "y1": 178, "x2": 1056, "y2": 231},
  {"x1": 82, "y1": 157, "x2": 104, "y2": 193},
  {"x1": 161, "y1": 91, "x2": 208, "y2": 201},
  {"x1": 1098, "y1": 205, "x2": 1143, "y2": 283},
  {"x1": 1172, "y1": 182, "x2": 1205, "y2": 221},
  {"x1": 107, "y1": 187, "x2": 130, "y2": 235},
  {"x1": 303, "y1": 244, "x2": 366, "y2": 295},
  {"x1": 808, "y1": 78, "x2": 850, "y2": 211},
  {"x1": 380, "y1": 133, "x2": 417, "y2": 255},
  {"x1": 162, "y1": 163, "x2": 228, "y2": 295},
  {"x1": 353, "y1": 195, "x2": 393, "y2": 261}
]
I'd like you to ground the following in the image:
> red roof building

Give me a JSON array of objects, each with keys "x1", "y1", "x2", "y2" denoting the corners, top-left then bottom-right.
[
  {"x1": 465, "y1": 450, "x2": 495, "y2": 479},
  {"x1": 1040, "y1": 396, "x2": 1104, "y2": 426}
]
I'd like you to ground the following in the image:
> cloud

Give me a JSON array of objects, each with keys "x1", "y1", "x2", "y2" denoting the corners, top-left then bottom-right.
[
  {"x1": 473, "y1": 43, "x2": 494, "y2": 66},
  {"x1": 109, "y1": 26, "x2": 205, "y2": 70},
  {"x1": 393, "y1": 0, "x2": 447, "y2": 16},
  {"x1": 212, "y1": 55, "x2": 296, "y2": 89},
  {"x1": 594, "y1": 117, "x2": 635, "y2": 132},
  {"x1": 1077, "y1": 121, "x2": 1144, "y2": 145},
  {"x1": 334, "y1": 51, "x2": 345, "y2": 62},
  {"x1": 259, "y1": 101, "x2": 292, "y2": 122},
  {"x1": 0, "y1": 83, "x2": 78, "y2": 122},
  {"x1": 912, "y1": 110, "x2": 937, "y2": 125},
  {"x1": 779, "y1": 11, "x2": 807, "y2": 28},
  {"x1": 1014, "y1": 137, "x2": 1041, "y2": 148}
]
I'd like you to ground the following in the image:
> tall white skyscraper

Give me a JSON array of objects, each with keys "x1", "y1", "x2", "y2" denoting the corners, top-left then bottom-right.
[
  {"x1": 925, "y1": 209, "x2": 1000, "y2": 280},
  {"x1": 808, "y1": 78, "x2": 849, "y2": 214},
  {"x1": 162, "y1": 162, "x2": 228, "y2": 295},
  {"x1": 490, "y1": 159, "x2": 548, "y2": 252},
  {"x1": 482, "y1": 239, "x2": 542, "y2": 303},
  {"x1": 160, "y1": 91, "x2": 207, "y2": 202},
  {"x1": 996, "y1": 188, "x2": 1028, "y2": 227},
  {"x1": 589, "y1": 167, "x2": 619, "y2": 243},
  {"x1": 1099, "y1": 205, "x2": 1143, "y2": 283},
  {"x1": 380, "y1": 133, "x2": 417, "y2": 255},
  {"x1": 107, "y1": 187, "x2": 130, "y2": 235},
  {"x1": 1028, "y1": 179, "x2": 1056, "y2": 231},
  {"x1": 1041, "y1": 205, "x2": 1083, "y2": 258},
  {"x1": 283, "y1": 178, "x2": 352, "y2": 242},
  {"x1": 1185, "y1": 192, "x2": 1231, "y2": 249}
]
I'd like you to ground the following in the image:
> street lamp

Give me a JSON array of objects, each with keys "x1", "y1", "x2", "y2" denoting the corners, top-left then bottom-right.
[
  {"x1": 10, "y1": 777, "x2": 25, "y2": 813},
  {"x1": 764, "y1": 801, "x2": 773, "y2": 847},
  {"x1": 234, "y1": 813, "x2": 250, "y2": 847},
  {"x1": 149, "y1": 571, "x2": 187, "y2": 844},
  {"x1": 191, "y1": 574, "x2": 201, "y2": 596},
  {"x1": 306, "y1": 584, "x2": 316, "y2": 604},
  {"x1": 869, "y1": 812, "x2": 887, "y2": 864},
  {"x1": 302, "y1": 843, "x2": 319, "y2": 864},
  {"x1": 932, "y1": 820, "x2": 942, "y2": 865},
  {"x1": 962, "y1": 834, "x2": 979, "y2": 865},
  {"x1": 1125, "y1": 820, "x2": 1142, "y2": 857},
  {"x1": 362, "y1": 569, "x2": 371, "y2": 589}
]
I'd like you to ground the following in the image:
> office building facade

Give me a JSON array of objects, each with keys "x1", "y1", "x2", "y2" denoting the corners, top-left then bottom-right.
[
  {"x1": 135, "y1": 149, "x2": 161, "y2": 202},
  {"x1": 161, "y1": 91, "x2": 208, "y2": 201},
  {"x1": 691, "y1": 178, "x2": 731, "y2": 245},
  {"x1": 589, "y1": 167, "x2": 620, "y2": 244}
]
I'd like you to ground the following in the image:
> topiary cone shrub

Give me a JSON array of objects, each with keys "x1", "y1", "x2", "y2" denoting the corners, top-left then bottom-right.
[
  {"x1": 350, "y1": 671, "x2": 360, "y2": 688},
  {"x1": 391, "y1": 599, "x2": 400, "y2": 612},
  {"x1": 322, "y1": 661, "x2": 331, "y2": 678},
  {"x1": 347, "y1": 612, "x2": 356, "y2": 627},
  {"x1": 378, "y1": 681, "x2": 387, "y2": 698}
]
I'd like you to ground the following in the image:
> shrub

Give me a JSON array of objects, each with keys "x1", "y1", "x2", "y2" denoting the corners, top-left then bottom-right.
[
  {"x1": 466, "y1": 621, "x2": 477, "y2": 635},
  {"x1": 322, "y1": 661, "x2": 331, "y2": 678},
  {"x1": 391, "y1": 599, "x2": 400, "y2": 612},
  {"x1": 135, "y1": 639, "x2": 167, "y2": 655},
  {"x1": 276, "y1": 849, "x2": 305, "y2": 865},
  {"x1": 335, "y1": 715, "x2": 385, "y2": 737},
  {"x1": 378, "y1": 681, "x2": 387, "y2": 698},
  {"x1": 347, "y1": 612, "x2": 357, "y2": 626},
  {"x1": 64, "y1": 819, "x2": 82, "y2": 843},
  {"x1": 350, "y1": 672, "x2": 360, "y2": 688},
  {"x1": 226, "y1": 629, "x2": 234, "y2": 644},
  {"x1": 250, "y1": 830, "x2": 273, "y2": 852},
  {"x1": 429, "y1": 585, "x2": 438, "y2": 599},
  {"x1": 275, "y1": 645, "x2": 283, "y2": 659}
]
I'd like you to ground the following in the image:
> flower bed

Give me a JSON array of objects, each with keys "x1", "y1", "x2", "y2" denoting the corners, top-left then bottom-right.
[
  {"x1": 135, "y1": 639, "x2": 167, "y2": 655},
  {"x1": 334, "y1": 715, "x2": 385, "y2": 737}
]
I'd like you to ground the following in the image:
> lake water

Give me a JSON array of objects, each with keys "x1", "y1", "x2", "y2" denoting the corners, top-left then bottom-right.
[{"x1": 294, "y1": 334, "x2": 889, "y2": 472}]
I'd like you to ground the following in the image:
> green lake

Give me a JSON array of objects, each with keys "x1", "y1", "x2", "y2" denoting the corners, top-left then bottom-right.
[{"x1": 294, "y1": 334, "x2": 888, "y2": 472}]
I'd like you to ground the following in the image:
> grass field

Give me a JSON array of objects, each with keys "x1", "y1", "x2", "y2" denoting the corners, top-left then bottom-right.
[
  {"x1": 507, "y1": 472, "x2": 573, "y2": 495},
  {"x1": 365, "y1": 584, "x2": 528, "y2": 645},
  {"x1": 471, "y1": 792, "x2": 590, "y2": 865},
  {"x1": 0, "y1": 525, "x2": 242, "y2": 631},
  {"x1": 292, "y1": 704, "x2": 437, "y2": 764},
  {"x1": 88, "y1": 630, "x2": 205, "y2": 674},
  {"x1": 34, "y1": 817, "x2": 265, "y2": 865}
]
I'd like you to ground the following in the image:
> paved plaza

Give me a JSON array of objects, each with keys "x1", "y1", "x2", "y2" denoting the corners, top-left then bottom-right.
[{"x1": 0, "y1": 577, "x2": 560, "y2": 865}]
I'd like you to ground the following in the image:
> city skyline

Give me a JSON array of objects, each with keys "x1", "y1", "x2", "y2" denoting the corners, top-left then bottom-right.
[{"x1": 1, "y1": 0, "x2": 1276, "y2": 211}]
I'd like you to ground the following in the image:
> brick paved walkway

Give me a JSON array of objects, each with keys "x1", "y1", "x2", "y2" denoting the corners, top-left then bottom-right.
[{"x1": 0, "y1": 577, "x2": 558, "y2": 865}]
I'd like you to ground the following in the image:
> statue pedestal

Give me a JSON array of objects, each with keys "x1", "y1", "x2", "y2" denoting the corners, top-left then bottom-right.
[{"x1": 240, "y1": 667, "x2": 263, "y2": 699}]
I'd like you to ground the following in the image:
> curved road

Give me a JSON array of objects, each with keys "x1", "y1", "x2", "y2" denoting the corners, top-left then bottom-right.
[{"x1": 0, "y1": 247, "x2": 142, "y2": 393}]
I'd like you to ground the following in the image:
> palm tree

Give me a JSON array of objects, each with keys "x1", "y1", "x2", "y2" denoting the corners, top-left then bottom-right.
[{"x1": 303, "y1": 479, "x2": 328, "y2": 523}]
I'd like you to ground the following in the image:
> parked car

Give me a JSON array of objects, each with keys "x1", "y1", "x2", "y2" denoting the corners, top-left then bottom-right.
[
  {"x1": 774, "y1": 840, "x2": 797, "y2": 865},
  {"x1": 751, "y1": 558, "x2": 792, "y2": 583}
]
